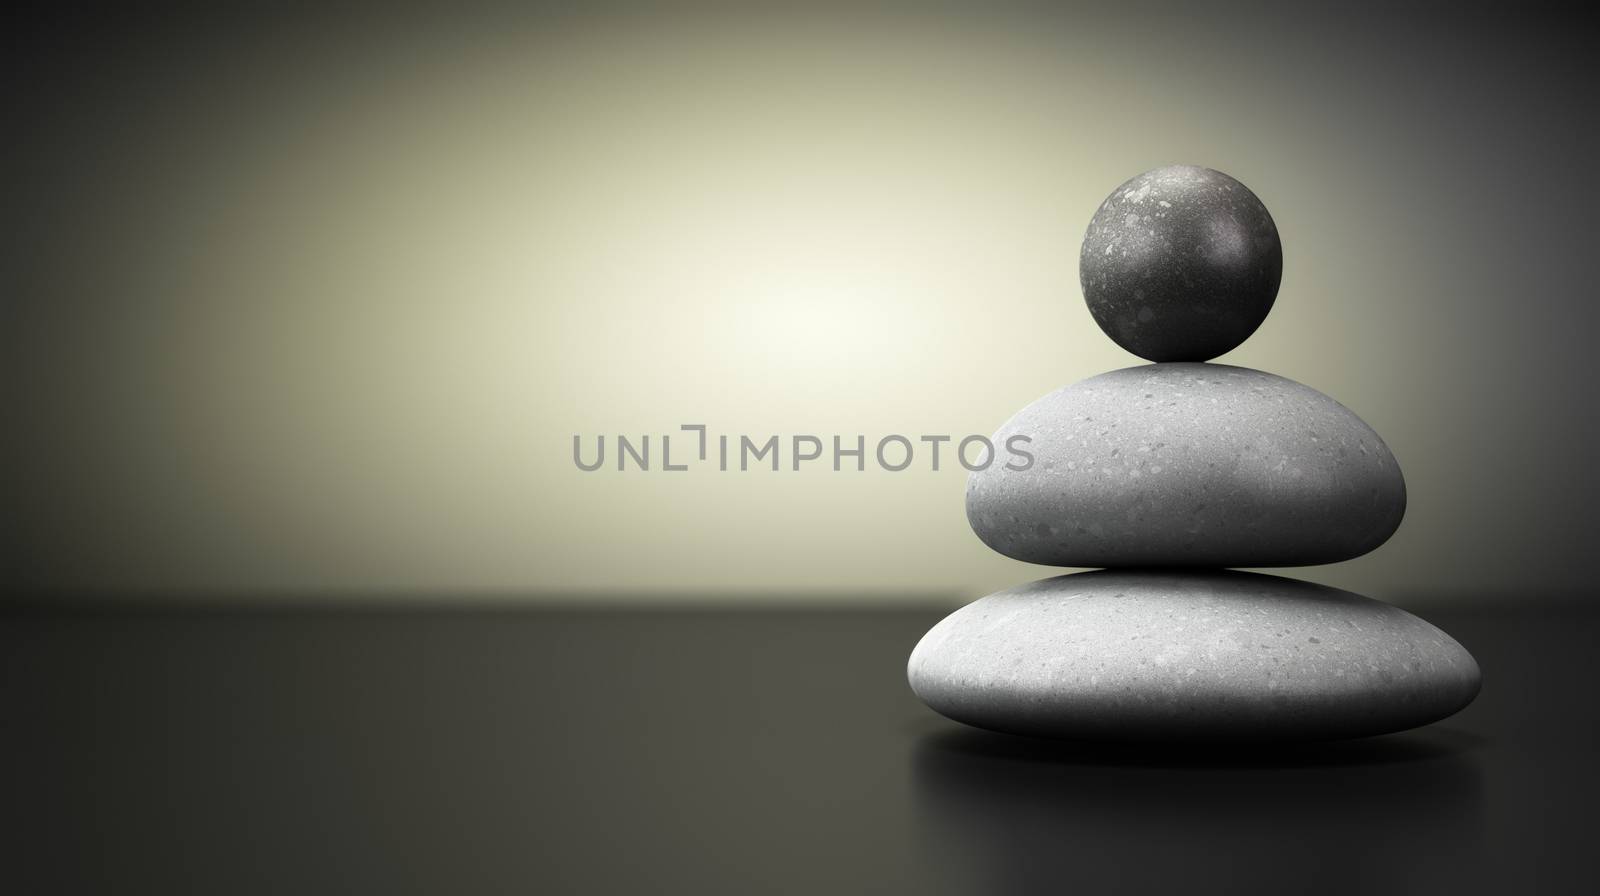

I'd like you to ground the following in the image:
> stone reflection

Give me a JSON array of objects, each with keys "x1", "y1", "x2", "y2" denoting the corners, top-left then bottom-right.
[{"x1": 911, "y1": 727, "x2": 1486, "y2": 895}]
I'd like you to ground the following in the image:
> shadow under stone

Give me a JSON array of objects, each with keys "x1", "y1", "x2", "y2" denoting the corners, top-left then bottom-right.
[{"x1": 912, "y1": 723, "x2": 1488, "y2": 895}]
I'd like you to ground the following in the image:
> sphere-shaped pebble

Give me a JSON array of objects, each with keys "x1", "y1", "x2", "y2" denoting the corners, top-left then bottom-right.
[
  {"x1": 967, "y1": 364, "x2": 1405, "y2": 568},
  {"x1": 1081, "y1": 165, "x2": 1281, "y2": 361},
  {"x1": 908, "y1": 570, "x2": 1481, "y2": 742}
]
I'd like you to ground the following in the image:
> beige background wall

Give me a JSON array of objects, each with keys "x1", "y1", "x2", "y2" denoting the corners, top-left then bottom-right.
[{"x1": 10, "y1": 5, "x2": 1595, "y2": 603}]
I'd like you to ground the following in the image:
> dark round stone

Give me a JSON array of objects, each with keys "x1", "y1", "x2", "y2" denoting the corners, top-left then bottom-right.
[{"x1": 1080, "y1": 165, "x2": 1282, "y2": 362}]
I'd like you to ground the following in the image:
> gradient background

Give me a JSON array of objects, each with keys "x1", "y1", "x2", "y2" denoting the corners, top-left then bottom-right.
[{"x1": 8, "y1": 2, "x2": 1596, "y2": 605}]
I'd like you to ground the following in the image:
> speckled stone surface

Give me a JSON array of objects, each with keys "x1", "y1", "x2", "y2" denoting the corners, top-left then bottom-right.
[
  {"x1": 1081, "y1": 165, "x2": 1281, "y2": 362},
  {"x1": 908, "y1": 570, "x2": 1480, "y2": 742},
  {"x1": 968, "y1": 363, "x2": 1404, "y2": 568}
]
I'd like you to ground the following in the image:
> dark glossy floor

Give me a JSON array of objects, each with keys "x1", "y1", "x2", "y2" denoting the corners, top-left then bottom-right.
[{"x1": 4, "y1": 599, "x2": 1594, "y2": 894}]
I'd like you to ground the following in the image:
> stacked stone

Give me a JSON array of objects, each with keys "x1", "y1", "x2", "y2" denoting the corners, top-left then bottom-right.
[{"x1": 908, "y1": 166, "x2": 1480, "y2": 741}]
